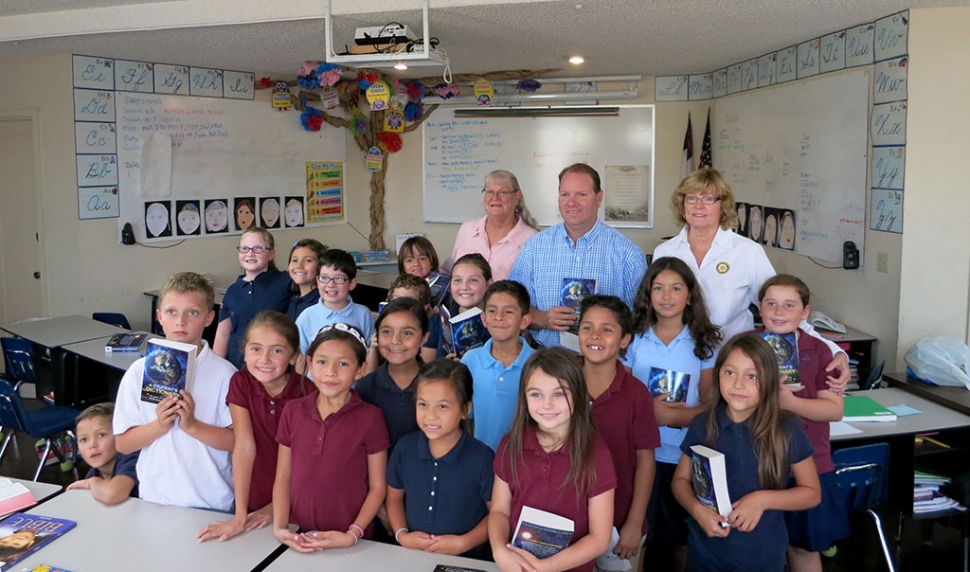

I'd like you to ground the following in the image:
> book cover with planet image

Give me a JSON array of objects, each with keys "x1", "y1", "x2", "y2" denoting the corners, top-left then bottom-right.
[
  {"x1": 759, "y1": 331, "x2": 800, "y2": 388},
  {"x1": 560, "y1": 278, "x2": 597, "y2": 335},
  {"x1": 647, "y1": 367, "x2": 691, "y2": 402},
  {"x1": 140, "y1": 338, "x2": 197, "y2": 404}
]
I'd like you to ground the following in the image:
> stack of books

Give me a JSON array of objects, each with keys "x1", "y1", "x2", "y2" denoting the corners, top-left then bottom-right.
[{"x1": 913, "y1": 470, "x2": 967, "y2": 516}]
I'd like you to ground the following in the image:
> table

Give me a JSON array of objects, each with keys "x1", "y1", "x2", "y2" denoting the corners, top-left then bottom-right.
[
  {"x1": 884, "y1": 371, "x2": 970, "y2": 417},
  {"x1": 17, "y1": 491, "x2": 285, "y2": 572},
  {"x1": 1, "y1": 315, "x2": 124, "y2": 349},
  {"x1": 264, "y1": 538, "x2": 499, "y2": 572},
  {"x1": 2, "y1": 476, "x2": 62, "y2": 503},
  {"x1": 60, "y1": 332, "x2": 159, "y2": 406},
  {"x1": 817, "y1": 325, "x2": 878, "y2": 386}
]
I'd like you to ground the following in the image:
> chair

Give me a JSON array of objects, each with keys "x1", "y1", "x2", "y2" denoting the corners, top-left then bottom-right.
[
  {"x1": 832, "y1": 443, "x2": 896, "y2": 572},
  {"x1": 0, "y1": 378, "x2": 79, "y2": 481},
  {"x1": 861, "y1": 359, "x2": 887, "y2": 390},
  {"x1": 1, "y1": 337, "x2": 37, "y2": 386},
  {"x1": 92, "y1": 312, "x2": 131, "y2": 330}
]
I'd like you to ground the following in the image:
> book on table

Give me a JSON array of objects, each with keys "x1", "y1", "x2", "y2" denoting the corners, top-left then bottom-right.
[
  {"x1": 759, "y1": 331, "x2": 802, "y2": 390},
  {"x1": 432, "y1": 566, "x2": 488, "y2": 572},
  {"x1": 103, "y1": 332, "x2": 147, "y2": 353},
  {"x1": 647, "y1": 367, "x2": 690, "y2": 402},
  {"x1": 0, "y1": 513, "x2": 76, "y2": 571},
  {"x1": 808, "y1": 310, "x2": 847, "y2": 334},
  {"x1": 140, "y1": 338, "x2": 197, "y2": 404},
  {"x1": 841, "y1": 394, "x2": 897, "y2": 422},
  {"x1": 512, "y1": 506, "x2": 574, "y2": 560},
  {"x1": 689, "y1": 445, "x2": 733, "y2": 518},
  {"x1": 0, "y1": 481, "x2": 35, "y2": 518},
  {"x1": 19, "y1": 566, "x2": 74, "y2": 572}
]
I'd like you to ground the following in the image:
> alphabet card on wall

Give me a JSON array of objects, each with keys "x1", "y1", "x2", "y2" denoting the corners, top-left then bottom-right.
[
  {"x1": 873, "y1": 57, "x2": 907, "y2": 104},
  {"x1": 870, "y1": 189, "x2": 902, "y2": 234},
  {"x1": 871, "y1": 102, "x2": 907, "y2": 146},
  {"x1": 796, "y1": 39, "x2": 820, "y2": 79},
  {"x1": 819, "y1": 32, "x2": 845, "y2": 74},
  {"x1": 845, "y1": 24, "x2": 875, "y2": 67},
  {"x1": 874, "y1": 11, "x2": 908, "y2": 62},
  {"x1": 655, "y1": 76, "x2": 688, "y2": 101},
  {"x1": 712, "y1": 69, "x2": 727, "y2": 98}
]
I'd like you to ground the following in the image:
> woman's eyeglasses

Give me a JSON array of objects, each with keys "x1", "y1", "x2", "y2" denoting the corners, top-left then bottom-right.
[
  {"x1": 482, "y1": 189, "x2": 516, "y2": 198},
  {"x1": 683, "y1": 195, "x2": 721, "y2": 205}
]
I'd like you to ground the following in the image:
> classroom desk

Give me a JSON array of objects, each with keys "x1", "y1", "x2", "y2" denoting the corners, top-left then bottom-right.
[
  {"x1": 832, "y1": 388, "x2": 970, "y2": 516},
  {"x1": 883, "y1": 371, "x2": 970, "y2": 417},
  {"x1": 17, "y1": 491, "x2": 285, "y2": 572},
  {"x1": 817, "y1": 325, "x2": 878, "y2": 385},
  {"x1": 0, "y1": 315, "x2": 125, "y2": 349},
  {"x1": 1, "y1": 476, "x2": 62, "y2": 504},
  {"x1": 59, "y1": 332, "x2": 159, "y2": 406},
  {"x1": 264, "y1": 538, "x2": 499, "y2": 572}
]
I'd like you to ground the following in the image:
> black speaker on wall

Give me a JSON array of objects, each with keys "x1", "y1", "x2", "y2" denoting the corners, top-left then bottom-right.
[{"x1": 843, "y1": 241, "x2": 859, "y2": 269}]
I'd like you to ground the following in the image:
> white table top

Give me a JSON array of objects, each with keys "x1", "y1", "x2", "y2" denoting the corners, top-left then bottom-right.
[
  {"x1": 1, "y1": 476, "x2": 61, "y2": 503},
  {"x1": 1, "y1": 315, "x2": 127, "y2": 349},
  {"x1": 61, "y1": 331, "x2": 158, "y2": 371},
  {"x1": 264, "y1": 538, "x2": 499, "y2": 572},
  {"x1": 17, "y1": 491, "x2": 284, "y2": 571},
  {"x1": 832, "y1": 387, "x2": 970, "y2": 441}
]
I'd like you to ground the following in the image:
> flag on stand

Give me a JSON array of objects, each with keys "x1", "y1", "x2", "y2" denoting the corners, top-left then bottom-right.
[
  {"x1": 699, "y1": 108, "x2": 713, "y2": 168},
  {"x1": 681, "y1": 113, "x2": 695, "y2": 179}
]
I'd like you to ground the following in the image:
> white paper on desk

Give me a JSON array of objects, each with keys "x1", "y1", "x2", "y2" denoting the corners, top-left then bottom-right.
[
  {"x1": 830, "y1": 421, "x2": 863, "y2": 436},
  {"x1": 594, "y1": 527, "x2": 632, "y2": 571}
]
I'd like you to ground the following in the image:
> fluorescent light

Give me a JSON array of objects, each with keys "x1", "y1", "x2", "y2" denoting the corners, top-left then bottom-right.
[
  {"x1": 569, "y1": 55, "x2": 585, "y2": 65},
  {"x1": 394, "y1": 61, "x2": 408, "y2": 70}
]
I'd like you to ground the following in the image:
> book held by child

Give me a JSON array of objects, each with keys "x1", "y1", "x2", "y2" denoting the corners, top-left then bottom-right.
[
  {"x1": 759, "y1": 331, "x2": 801, "y2": 389},
  {"x1": 140, "y1": 338, "x2": 196, "y2": 404},
  {"x1": 511, "y1": 506, "x2": 574, "y2": 560},
  {"x1": 647, "y1": 367, "x2": 690, "y2": 402},
  {"x1": 689, "y1": 445, "x2": 732, "y2": 518}
]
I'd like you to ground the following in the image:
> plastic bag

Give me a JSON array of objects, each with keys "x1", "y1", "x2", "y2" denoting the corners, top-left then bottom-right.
[{"x1": 904, "y1": 336, "x2": 970, "y2": 390}]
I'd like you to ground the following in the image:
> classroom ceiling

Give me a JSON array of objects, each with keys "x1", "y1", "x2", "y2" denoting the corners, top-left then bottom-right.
[{"x1": 0, "y1": 0, "x2": 965, "y2": 80}]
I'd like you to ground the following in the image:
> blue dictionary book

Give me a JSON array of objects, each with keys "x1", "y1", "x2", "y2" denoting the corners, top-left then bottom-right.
[
  {"x1": 441, "y1": 307, "x2": 488, "y2": 356},
  {"x1": 427, "y1": 271, "x2": 451, "y2": 306},
  {"x1": 512, "y1": 506, "x2": 574, "y2": 560},
  {"x1": 560, "y1": 278, "x2": 597, "y2": 334},
  {"x1": 689, "y1": 445, "x2": 732, "y2": 518},
  {"x1": 648, "y1": 367, "x2": 691, "y2": 402},
  {"x1": 0, "y1": 513, "x2": 76, "y2": 571},
  {"x1": 759, "y1": 331, "x2": 801, "y2": 388},
  {"x1": 140, "y1": 338, "x2": 197, "y2": 404}
]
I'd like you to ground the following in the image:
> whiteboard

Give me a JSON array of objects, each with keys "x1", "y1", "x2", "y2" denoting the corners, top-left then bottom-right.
[
  {"x1": 422, "y1": 106, "x2": 655, "y2": 227},
  {"x1": 714, "y1": 70, "x2": 869, "y2": 263},
  {"x1": 116, "y1": 94, "x2": 345, "y2": 242}
]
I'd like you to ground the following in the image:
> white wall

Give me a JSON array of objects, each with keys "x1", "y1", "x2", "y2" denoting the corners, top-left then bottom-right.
[
  {"x1": 0, "y1": 56, "x2": 905, "y2": 369},
  {"x1": 896, "y1": 7, "x2": 970, "y2": 368}
]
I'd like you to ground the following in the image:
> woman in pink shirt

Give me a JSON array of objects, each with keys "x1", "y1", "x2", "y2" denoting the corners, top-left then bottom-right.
[{"x1": 444, "y1": 170, "x2": 539, "y2": 281}]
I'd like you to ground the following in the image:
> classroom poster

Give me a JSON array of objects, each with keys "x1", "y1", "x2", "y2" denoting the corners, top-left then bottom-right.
[
  {"x1": 604, "y1": 165, "x2": 651, "y2": 227},
  {"x1": 305, "y1": 162, "x2": 345, "y2": 224}
]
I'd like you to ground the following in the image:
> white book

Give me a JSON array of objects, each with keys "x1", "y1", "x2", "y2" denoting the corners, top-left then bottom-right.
[
  {"x1": 512, "y1": 506, "x2": 574, "y2": 560},
  {"x1": 689, "y1": 445, "x2": 733, "y2": 518}
]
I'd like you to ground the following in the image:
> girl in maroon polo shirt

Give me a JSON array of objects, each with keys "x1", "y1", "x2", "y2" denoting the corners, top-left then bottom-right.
[
  {"x1": 272, "y1": 323, "x2": 390, "y2": 552},
  {"x1": 198, "y1": 311, "x2": 314, "y2": 543},
  {"x1": 489, "y1": 347, "x2": 617, "y2": 572}
]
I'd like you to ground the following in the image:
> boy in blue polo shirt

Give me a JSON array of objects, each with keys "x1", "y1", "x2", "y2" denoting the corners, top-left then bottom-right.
[
  {"x1": 67, "y1": 402, "x2": 139, "y2": 504},
  {"x1": 460, "y1": 280, "x2": 534, "y2": 451},
  {"x1": 295, "y1": 249, "x2": 375, "y2": 353}
]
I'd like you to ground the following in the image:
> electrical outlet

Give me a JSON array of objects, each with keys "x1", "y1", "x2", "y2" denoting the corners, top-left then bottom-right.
[{"x1": 877, "y1": 251, "x2": 888, "y2": 273}]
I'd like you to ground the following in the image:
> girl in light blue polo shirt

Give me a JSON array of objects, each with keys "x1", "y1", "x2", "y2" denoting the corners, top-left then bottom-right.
[{"x1": 624, "y1": 257, "x2": 722, "y2": 570}]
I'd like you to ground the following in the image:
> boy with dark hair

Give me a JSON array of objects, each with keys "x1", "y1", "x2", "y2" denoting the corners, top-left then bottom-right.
[{"x1": 295, "y1": 249, "x2": 375, "y2": 352}]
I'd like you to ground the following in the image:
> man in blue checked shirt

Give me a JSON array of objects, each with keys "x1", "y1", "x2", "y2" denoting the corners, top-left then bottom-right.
[{"x1": 508, "y1": 163, "x2": 648, "y2": 348}]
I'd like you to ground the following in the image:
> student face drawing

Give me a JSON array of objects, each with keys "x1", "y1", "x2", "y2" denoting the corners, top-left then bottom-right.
[
  {"x1": 780, "y1": 212, "x2": 796, "y2": 249},
  {"x1": 236, "y1": 203, "x2": 255, "y2": 231},
  {"x1": 145, "y1": 203, "x2": 169, "y2": 237},
  {"x1": 737, "y1": 204, "x2": 747, "y2": 233},
  {"x1": 261, "y1": 198, "x2": 280, "y2": 228},
  {"x1": 285, "y1": 199, "x2": 304, "y2": 227},
  {"x1": 177, "y1": 204, "x2": 200, "y2": 235},
  {"x1": 749, "y1": 206, "x2": 763, "y2": 242},
  {"x1": 764, "y1": 214, "x2": 778, "y2": 246},
  {"x1": 205, "y1": 201, "x2": 228, "y2": 232}
]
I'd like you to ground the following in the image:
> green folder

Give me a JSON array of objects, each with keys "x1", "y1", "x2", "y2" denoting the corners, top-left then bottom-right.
[{"x1": 842, "y1": 395, "x2": 898, "y2": 422}]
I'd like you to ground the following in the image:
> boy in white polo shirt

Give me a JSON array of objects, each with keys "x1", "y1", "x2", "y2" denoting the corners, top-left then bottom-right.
[{"x1": 114, "y1": 272, "x2": 236, "y2": 510}]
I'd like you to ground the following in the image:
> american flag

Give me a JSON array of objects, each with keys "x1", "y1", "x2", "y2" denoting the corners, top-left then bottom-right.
[
  {"x1": 699, "y1": 108, "x2": 713, "y2": 168},
  {"x1": 681, "y1": 113, "x2": 694, "y2": 180}
]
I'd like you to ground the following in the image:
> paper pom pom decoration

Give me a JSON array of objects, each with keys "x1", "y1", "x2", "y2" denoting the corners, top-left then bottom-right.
[
  {"x1": 315, "y1": 63, "x2": 343, "y2": 87},
  {"x1": 377, "y1": 132, "x2": 403, "y2": 153},
  {"x1": 406, "y1": 81, "x2": 425, "y2": 99},
  {"x1": 357, "y1": 73, "x2": 378, "y2": 90},
  {"x1": 404, "y1": 102, "x2": 423, "y2": 121},
  {"x1": 260, "y1": 77, "x2": 273, "y2": 88},
  {"x1": 349, "y1": 114, "x2": 369, "y2": 136},
  {"x1": 516, "y1": 78, "x2": 542, "y2": 93},
  {"x1": 300, "y1": 107, "x2": 324, "y2": 132},
  {"x1": 297, "y1": 75, "x2": 317, "y2": 90},
  {"x1": 299, "y1": 61, "x2": 318, "y2": 76},
  {"x1": 433, "y1": 83, "x2": 460, "y2": 99}
]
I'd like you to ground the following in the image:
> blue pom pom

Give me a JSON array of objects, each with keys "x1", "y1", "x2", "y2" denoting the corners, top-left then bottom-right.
[
  {"x1": 297, "y1": 75, "x2": 317, "y2": 90},
  {"x1": 404, "y1": 102, "x2": 423, "y2": 121}
]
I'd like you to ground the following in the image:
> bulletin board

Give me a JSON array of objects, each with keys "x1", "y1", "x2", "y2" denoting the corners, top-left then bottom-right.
[
  {"x1": 422, "y1": 106, "x2": 655, "y2": 228},
  {"x1": 713, "y1": 70, "x2": 870, "y2": 264}
]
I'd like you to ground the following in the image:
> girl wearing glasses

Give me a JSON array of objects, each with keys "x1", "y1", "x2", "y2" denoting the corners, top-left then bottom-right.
[
  {"x1": 214, "y1": 227, "x2": 293, "y2": 368},
  {"x1": 444, "y1": 170, "x2": 538, "y2": 281}
]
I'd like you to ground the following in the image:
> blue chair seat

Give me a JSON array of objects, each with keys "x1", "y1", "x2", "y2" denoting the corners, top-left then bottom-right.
[
  {"x1": 833, "y1": 442, "x2": 896, "y2": 572},
  {"x1": 0, "y1": 378, "x2": 79, "y2": 481}
]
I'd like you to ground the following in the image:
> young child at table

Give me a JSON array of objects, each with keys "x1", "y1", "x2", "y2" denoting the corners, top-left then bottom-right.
[
  {"x1": 398, "y1": 236, "x2": 440, "y2": 279},
  {"x1": 364, "y1": 274, "x2": 439, "y2": 371},
  {"x1": 273, "y1": 323, "x2": 388, "y2": 551},
  {"x1": 67, "y1": 402, "x2": 139, "y2": 504},
  {"x1": 578, "y1": 295, "x2": 660, "y2": 571},
  {"x1": 672, "y1": 334, "x2": 820, "y2": 572},
  {"x1": 356, "y1": 297, "x2": 429, "y2": 450},
  {"x1": 198, "y1": 311, "x2": 315, "y2": 542},
  {"x1": 460, "y1": 280, "x2": 534, "y2": 451},
  {"x1": 114, "y1": 272, "x2": 236, "y2": 511},
  {"x1": 295, "y1": 248, "x2": 374, "y2": 354},
  {"x1": 215, "y1": 227, "x2": 293, "y2": 369},
  {"x1": 489, "y1": 347, "x2": 616, "y2": 572},
  {"x1": 624, "y1": 257, "x2": 721, "y2": 572},
  {"x1": 755, "y1": 275, "x2": 847, "y2": 572},
  {"x1": 386, "y1": 360, "x2": 494, "y2": 559},
  {"x1": 286, "y1": 239, "x2": 327, "y2": 322}
]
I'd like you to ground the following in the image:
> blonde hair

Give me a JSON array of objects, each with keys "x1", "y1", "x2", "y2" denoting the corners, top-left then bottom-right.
[
  {"x1": 484, "y1": 170, "x2": 538, "y2": 230},
  {"x1": 670, "y1": 169, "x2": 739, "y2": 230},
  {"x1": 160, "y1": 272, "x2": 215, "y2": 309},
  {"x1": 241, "y1": 227, "x2": 278, "y2": 272}
]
